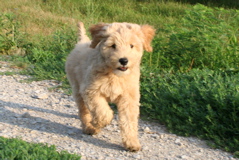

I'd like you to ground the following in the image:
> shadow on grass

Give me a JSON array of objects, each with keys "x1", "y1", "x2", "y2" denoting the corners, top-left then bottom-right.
[
  {"x1": 0, "y1": 100, "x2": 124, "y2": 151},
  {"x1": 137, "y1": 0, "x2": 239, "y2": 9},
  {"x1": 174, "y1": 0, "x2": 239, "y2": 8}
]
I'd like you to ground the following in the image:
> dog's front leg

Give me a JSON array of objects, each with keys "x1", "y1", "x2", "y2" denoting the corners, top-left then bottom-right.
[
  {"x1": 117, "y1": 97, "x2": 141, "y2": 152},
  {"x1": 84, "y1": 93, "x2": 114, "y2": 130}
]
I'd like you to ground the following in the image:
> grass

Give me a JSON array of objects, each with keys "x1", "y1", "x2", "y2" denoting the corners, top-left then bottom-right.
[
  {"x1": 0, "y1": 0, "x2": 187, "y2": 40},
  {"x1": 145, "y1": 4, "x2": 239, "y2": 72},
  {"x1": 0, "y1": 0, "x2": 239, "y2": 158},
  {"x1": 140, "y1": 69, "x2": 239, "y2": 152},
  {"x1": 0, "y1": 136, "x2": 81, "y2": 160}
]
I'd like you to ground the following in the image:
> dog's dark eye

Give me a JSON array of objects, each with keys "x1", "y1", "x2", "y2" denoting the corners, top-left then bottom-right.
[
  {"x1": 130, "y1": 44, "x2": 134, "y2": 48},
  {"x1": 111, "y1": 44, "x2": 116, "y2": 49}
]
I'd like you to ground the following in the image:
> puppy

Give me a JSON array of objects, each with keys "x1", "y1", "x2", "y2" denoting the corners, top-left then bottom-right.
[{"x1": 65, "y1": 21, "x2": 155, "y2": 151}]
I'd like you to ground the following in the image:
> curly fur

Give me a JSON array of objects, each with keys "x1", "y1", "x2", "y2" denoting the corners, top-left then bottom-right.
[{"x1": 65, "y1": 21, "x2": 155, "y2": 151}]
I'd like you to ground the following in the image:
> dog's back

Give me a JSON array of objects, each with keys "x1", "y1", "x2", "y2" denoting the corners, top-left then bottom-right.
[{"x1": 65, "y1": 22, "x2": 93, "y2": 92}]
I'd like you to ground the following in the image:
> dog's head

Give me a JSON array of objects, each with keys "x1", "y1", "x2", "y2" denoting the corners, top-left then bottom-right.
[{"x1": 89, "y1": 22, "x2": 155, "y2": 75}]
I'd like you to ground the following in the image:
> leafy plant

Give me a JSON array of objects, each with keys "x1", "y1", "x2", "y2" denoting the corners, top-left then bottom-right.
[
  {"x1": 140, "y1": 68, "x2": 239, "y2": 156},
  {"x1": 0, "y1": 136, "x2": 81, "y2": 159},
  {"x1": 140, "y1": 6, "x2": 239, "y2": 157},
  {"x1": 25, "y1": 27, "x2": 76, "y2": 82},
  {"x1": 0, "y1": 13, "x2": 30, "y2": 55}
]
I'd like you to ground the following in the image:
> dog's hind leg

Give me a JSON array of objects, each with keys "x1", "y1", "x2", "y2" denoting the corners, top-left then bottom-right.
[{"x1": 75, "y1": 93, "x2": 100, "y2": 135}]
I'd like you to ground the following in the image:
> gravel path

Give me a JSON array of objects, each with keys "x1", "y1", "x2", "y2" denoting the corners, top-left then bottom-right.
[{"x1": 0, "y1": 61, "x2": 237, "y2": 160}]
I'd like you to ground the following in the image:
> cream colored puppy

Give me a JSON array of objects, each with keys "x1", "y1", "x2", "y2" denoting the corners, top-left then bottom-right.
[{"x1": 65, "y1": 21, "x2": 155, "y2": 151}]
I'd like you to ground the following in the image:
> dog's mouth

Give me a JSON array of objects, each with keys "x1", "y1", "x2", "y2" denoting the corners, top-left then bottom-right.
[{"x1": 117, "y1": 66, "x2": 128, "y2": 71}]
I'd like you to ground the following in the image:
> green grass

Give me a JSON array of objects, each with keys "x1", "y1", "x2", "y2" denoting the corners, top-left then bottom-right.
[
  {"x1": 0, "y1": 136, "x2": 81, "y2": 160},
  {"x1": 144, "y1": 4, "x2": 239, "y2": 72},
  {"x1": 0, "y1": 0, "x2": 239, "y2": 158},
  {"x1": 141, "y1": 69, "x2": 239, "y2": 152}
]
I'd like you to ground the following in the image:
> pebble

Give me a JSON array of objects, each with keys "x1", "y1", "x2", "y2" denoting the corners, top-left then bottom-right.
[
  {"x1": 178, "y1": 155, "x2": 189, "y2": 159},
  {"x1": 33, "y1": 93, "x2": 49, "y2": 99},
  {"x1": 175, "y1": 138, "x2": 182, "y2": 146},
  {"x1": 132, "y1": 154, "x2": 141, "y2": 159},
  {"x1": 21, "y1": 112, "x2": 31, "y2": 118},
  {"x1": 143, "y1": 127, "x2": 151, "y2": 133},
  {"x1": 151, "y1": 134, "x2": 159, "y2": 139},
  {"x1": 0, "y1": 64, "x2": 238, "y2": 160},
  {"x1": 143, "y1": 146, "x2": 149, "y2": 151}
]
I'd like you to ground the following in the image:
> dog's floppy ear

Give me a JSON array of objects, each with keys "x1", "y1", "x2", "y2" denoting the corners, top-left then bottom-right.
[
  {"x1": 141, "y1": 25, "x2": 155, "y2": 52},
  {"x1": 89, "y1": 23, "x2": 108, "y2": 48}
]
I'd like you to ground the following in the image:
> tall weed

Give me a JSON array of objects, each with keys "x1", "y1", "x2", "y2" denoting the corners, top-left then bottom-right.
[
  {"x1": 26, "y1": 27, "x2": 76, "y2": 81},
  {"x1": 0, "y1": 13, "x2": 30, "y2": 55},
  {"x1": 145, "y1": 5, "x2": 239, "y2": 73}
]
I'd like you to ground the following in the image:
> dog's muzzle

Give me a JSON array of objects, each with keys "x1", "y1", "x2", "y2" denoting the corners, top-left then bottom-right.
[
  {"x1": 117, "y1": 66, "x2": 128, "y2": 71},
  {"x1": 118, "y1": 58, "x2": 128, "y2": 71}
]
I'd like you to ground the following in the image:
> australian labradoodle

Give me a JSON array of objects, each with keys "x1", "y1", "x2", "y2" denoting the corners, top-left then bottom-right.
[{"x1": 65, "y1": 21, "x2": 155, "y2": 151}]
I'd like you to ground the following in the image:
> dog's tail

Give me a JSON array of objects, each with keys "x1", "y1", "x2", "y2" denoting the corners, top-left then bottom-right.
[{"x1": 77, "y1": 22, "x2": 90, "y2": 42}]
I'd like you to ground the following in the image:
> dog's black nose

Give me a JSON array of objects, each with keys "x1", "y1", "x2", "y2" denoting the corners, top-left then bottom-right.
[{"x1": 119, "y1": 58, "x2": 128, "y2": 65}]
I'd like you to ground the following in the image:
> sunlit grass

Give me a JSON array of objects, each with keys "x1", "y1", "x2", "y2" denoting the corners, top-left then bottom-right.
[{"x1": 0, "y1": 0, "x2": 189, "y2": 40}]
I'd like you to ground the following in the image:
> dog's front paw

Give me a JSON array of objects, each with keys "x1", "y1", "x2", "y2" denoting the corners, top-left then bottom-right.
[
  {"x1": 123, "y1": 139, "x2": 141, "y2": 152},
  {"x1": 92, "y1": 110, "x2": 114, "y2": 128},
  {"x1": 83, "y1": 126, "x2": 100, "y2": 135}
]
